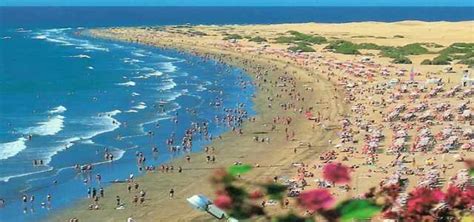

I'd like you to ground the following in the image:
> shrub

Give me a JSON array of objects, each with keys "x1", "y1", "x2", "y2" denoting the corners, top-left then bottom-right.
[
  {"x1": 325, "y1": 40, "x2": 360, "y2": 54},
  {"x1": 399, "y1": 43, "x2": 429, "y2": 55},
  {"x1": 223, "y1": 34, "x2": 243, "y2": 40},
  {"x1": 392, "y1": 56, "x2": 412, "y2": 64},
  {"x1": 249, "y1": 36, "x2": 267, "y2": 43},
  {"x1": 421, "y1": 59, "x2": 432, "y2": 65},
  {"x1": 274, "y1": 31, "x2": 327, "y2": 45},
  {"x1": 288, "y1": 43, "x2": 316, "y2": 52}
]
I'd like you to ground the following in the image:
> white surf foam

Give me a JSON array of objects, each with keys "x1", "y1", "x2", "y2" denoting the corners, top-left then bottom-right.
[
  {"x1": 131, "y1": 92, "x2": 140, "y2": 97},
  {"x1": 132, "y1": 52, "x2": 146, "y2": 57},
  {"x1": 197, "y1": 84, "x2": 207, "y2": 92},
  {"x1": 158, "y1": 79, "x2": 177, "y2": 91},
  {"x1": 32, "y1": 35, "x2": 47, "y2": 40},
  {"x1": 70, "y1": 54, "x2": 91, "y2": 59},
  {"x1": 132, "y1": 102, "x2": 147, "y2": 110},
  {"x1": 123, "y1": 58, "x2": 143, "y2": 64},
  {"x1": 49, "y1": 105, "x2": 67, "y2": 114},
  {"x1": 160, "y1": 62, "x2": 177, "y2": 73},
  {"x1": 76, "y1": 43, "x2": 109, "y2": 52},
  {"x1": 0, "y1": 137, "x2": 27, "y2": 160},
  {"x1": 146, "y1": 70, "x2": 163, "y2": 78},
  {"x1": 117, "y1": 81, "x2": 136, "y2": 87},
  {"x1": 0, "y1": 167, "x2": 53, "y2": 183},
  {"x1": 126, "y1": 110, "x2": 138, "y2": 113},
  {"x1": 87, "y1": 66, "x2": 94, "y2": 70},
  {"x1": 22, "y1": 115, "x2": 65, "y2": 136}
]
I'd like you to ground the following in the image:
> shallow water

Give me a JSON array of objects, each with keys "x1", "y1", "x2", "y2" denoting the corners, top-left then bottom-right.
[{"x1": 0, "y1": 27, "x2": 255, "y2": 221}]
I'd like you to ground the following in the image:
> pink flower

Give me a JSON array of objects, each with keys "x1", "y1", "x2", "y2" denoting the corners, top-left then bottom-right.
[
  {"x1": 406, "y1": 188, "x2": 444, "y2": 216},
  {"x1": 249, "y1": 190, "x2": 264, "y2": 199},
  {"x1": 322, "y1": 163, "x2": 351, "y2": 184},
  {"x1": 298, "y1": 189, "x2": 335, "y2": 211},
  {"x1": 214, "y1": 194, "x2": 232, "y2": 209}
]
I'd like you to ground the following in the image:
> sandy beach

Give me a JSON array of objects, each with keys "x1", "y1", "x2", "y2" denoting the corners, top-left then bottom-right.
[{"x1": 52, "y1": 21, "x2": 473, "y2": 221}]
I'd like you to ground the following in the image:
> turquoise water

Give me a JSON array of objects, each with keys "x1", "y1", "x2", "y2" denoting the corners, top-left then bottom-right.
[{"x1": 0, "y1": 27, "x2": 255, "y2": 221}]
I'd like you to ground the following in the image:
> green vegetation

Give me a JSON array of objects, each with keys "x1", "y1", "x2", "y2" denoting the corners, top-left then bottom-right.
[
  {"x1": 324, "y1": 40, "x2": 361, "y2": 54},
  {"x1": 248, "y1": 36, "x2": 267, "y2": 43},
  {"x1": 393, "y1": 35, "x2": 405, "y2": 38},
  {"x1": 188, "y1": 30, "x2": 207, "y2": 36},
  {"x1": 223, "y1": 34, "x2": 243, "y2": 40},
  {"x1": 420, "y1": 43, "x2": 473, "y2": 66},
  {"x1": 274, "y1": 31, "x2": 327, "y2": 45},
  {"x1": 391, "y1": 56, "x2": 412, "y2": 64},
  {"x1": 324, "y1": 41, "x2": 426, "y2": 63},
  {"x1": 421, "y1": 42, "x2": 444, "y2": 48},
  {"x1": 288, "y1": 42, "x2": 316, "y2": 52}
]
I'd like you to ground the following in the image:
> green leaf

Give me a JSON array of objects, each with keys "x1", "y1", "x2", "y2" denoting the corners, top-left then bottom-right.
[
  {"x1": 227, "y1": 164, "x2": 253, "y2": 176},
  {"x1": 336, "y1": 199, "x2": 382, "y2": 222},
  {"x1": 265, "y1": 184, "x2": 287, "y2": 200},
  {"x1": 470, "y1": 169, "x2": 474, "y2": 177}
]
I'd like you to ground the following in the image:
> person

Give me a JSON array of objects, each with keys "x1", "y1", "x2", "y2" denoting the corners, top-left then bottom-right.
[
  {"x1": 116, "y1": 195, "x2": 121, "y2": 207},
  {"x1": 99, "y1": 187, "x2": 104, "y2": 198},
  {"x1": 169, "y1": 188, "x2": 174, "y2": 198}
]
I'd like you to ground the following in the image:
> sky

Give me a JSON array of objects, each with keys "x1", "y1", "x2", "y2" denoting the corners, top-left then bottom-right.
[{"x1": 1, "y1": 0, "x2": 473, "y2": 7}]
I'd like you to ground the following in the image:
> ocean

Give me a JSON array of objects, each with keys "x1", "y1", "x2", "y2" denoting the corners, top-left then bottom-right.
[{"x1": 0, "y1": 7, "x2": 473, "y2": 221}]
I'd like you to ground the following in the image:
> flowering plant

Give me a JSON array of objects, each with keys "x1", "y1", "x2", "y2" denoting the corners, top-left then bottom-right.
[{"x1": 208, "y1": 160, "x2": 474, "y2": 221}]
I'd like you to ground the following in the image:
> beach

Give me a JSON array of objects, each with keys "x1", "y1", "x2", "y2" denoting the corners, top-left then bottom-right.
[{"x1": 48, "y1": 21, "x2": 473, "y2": 221}]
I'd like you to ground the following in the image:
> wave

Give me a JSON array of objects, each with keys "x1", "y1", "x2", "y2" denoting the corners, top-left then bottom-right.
[
  {"x1": 87, "y1": 66, "x2": 94, "y2": 70},
  {"x1": 0, "y1": 137, "x2": 27, "y2": 160},
  {"x1": 125, "y1": 110, "x2": 138, "y2": 113},
  {"x1": 146, "y1": 70, "x2": 163, "y2": 78},
  {"x1": 158, "y1": 79, "x2": 177, "y2": 91},
  {"x1": 164, "y1": 91, "x2": 183, "y2": 102},
  {"x1": 134, "y1": 70, "x2": 163, "y2": 79},
  {"x1": 70, "y1": 54, "x2": 91, "y2": 59},
  {"x1": 76, "y1": 43, "x2": 109, "y2": 52},
  {"x1": 0, "y1": 167, "x2": 53, "y2": 183},
  {"x1": 197, "y1": 85, "x2": 207, "y2": 92},
  {"x1": 123, "y1": 58, "x2": 143, "y2": 64},
  {"x1": 32, "y1": 35, "x2": 47, "y2": 40},
  {"x1": 116, "y1": 81, "x2": 136, "y2": 87},
  {"x1": 132, "y1": 102, "x2": 147, "y2": 110},
  {"x1": 43, "y1": 110, "x2": 122, "y2": 164},
  {"x1": 159, "y1": 62, "x2": 177, "y2": 73},
  {"x1": 45, "y1": 37, "x2": 73, "y2": 46},
  {"x1": 22, "y1": 115, "x2": 65, "y2": 136},
  {"x1": 49, "y1": 105, "x2": 67, "y2": 114},
  {"x1": 131, "y1": 92, "x2": 140, "y2": 97},
  {"x1": 132, "y1": 52, "x2": 146, "y2": 57}
]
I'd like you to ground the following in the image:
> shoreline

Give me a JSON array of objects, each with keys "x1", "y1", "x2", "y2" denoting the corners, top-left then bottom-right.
[
  {"x1": 52, "y1": 21, "x2": 472, "y2": 221},
  {"x1": 51, "y1": 27, "x2": 347, "y2": 221}
]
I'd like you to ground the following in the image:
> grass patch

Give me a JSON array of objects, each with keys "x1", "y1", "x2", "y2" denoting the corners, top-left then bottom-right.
[
  {"x1": 288, "y1": 43, "x2": 316, "y2": 52},
  {"x1": 324, "y1": 40, "x2": 360, "y2": 54},
  {"x1": 393, "y1": 35, "x2": 405, "y2": 38},
  {"x1": 223, "y1": 34, "x2": 243, "y2": 40},
  {"x1": 274, "y1": 31, "x2": 327, "y2": 45},
  {"x1": 420, "y1": 43, "x2": 473, "y2": 66},
  {"x1": 248, "y1": 36, "x2": 267, "y2": 43}
]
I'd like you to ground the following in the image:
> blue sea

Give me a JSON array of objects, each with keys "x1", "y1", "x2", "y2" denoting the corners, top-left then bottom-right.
[{"x1": 0, "y1": 7, "x2": 473, "y2": 221}]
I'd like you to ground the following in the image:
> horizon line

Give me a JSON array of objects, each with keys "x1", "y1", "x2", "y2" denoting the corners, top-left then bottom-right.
[{"x1": 1, "y1": 6, "x2": 474, "y2": 8}]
